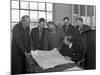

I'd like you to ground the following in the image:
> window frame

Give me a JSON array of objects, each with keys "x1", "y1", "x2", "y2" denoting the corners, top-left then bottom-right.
[{"x1": 11, "y1": 0, "x2": 53, "y2": 29}]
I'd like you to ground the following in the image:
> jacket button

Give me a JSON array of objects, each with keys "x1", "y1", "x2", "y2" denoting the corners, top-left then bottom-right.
[{"x1": 73, "y1": 53, "x2": 76, "y2": 55}]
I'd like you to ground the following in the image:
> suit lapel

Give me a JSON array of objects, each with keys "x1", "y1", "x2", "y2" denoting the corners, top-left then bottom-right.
[
  {"x1": 36, "y1": 28, "x2": 39, "y2": 42},
  {"x1": 20, "y1": 24, "x2": 30, "y2": 49}
]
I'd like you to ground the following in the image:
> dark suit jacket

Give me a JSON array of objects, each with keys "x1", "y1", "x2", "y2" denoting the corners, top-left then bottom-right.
[
  {"x1": 11, "y1": 22, "x2": 30, "y2": 74},
  {"x1": 59, "y1": 24, "x2": 83, "y2": 62},
  {"x1": 45, "y1": 26, "x2": 65, "y2": 50},
  {"x1": 31, "y1": 27, "x2": 47, "y2": 50},
  {"x1": 60, "y1": 41, "x2": 83, "y2": 62},
  {"x1": 76, "y1": 25, "x2": 92, "y2": 54},
  {"x1": 85, "y1": 30, "x2": 96, "y2": 69},
  {"x1": 63, "y1": 24, "x2": 80, "y2": 42}
]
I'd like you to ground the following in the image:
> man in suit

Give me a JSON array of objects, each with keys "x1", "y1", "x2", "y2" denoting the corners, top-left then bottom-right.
[
  {"x1": 60, "y1": 36, "x2": 83, "y2": 62},
  {"x1": 75, "y1": 17, "x2": 92, "y2": 54},
  {"x1": 31, "y1": 18, "x2": 47, "y2": 50},
  {"x1": 45, "y1": 21, "x2": 65, "y2": 50},
  {"x1": 28, "y1": 21, "x2": 65, "y2": 72},
  {"x1": 59, "y1": 17, "x2": 83, "y2": 63},
  {"x1": 75, "y1": 17, "x2": 93, "y2": 68},
  {"x1": 11, "y1": 15, "x2": 31, "y2": 74}
]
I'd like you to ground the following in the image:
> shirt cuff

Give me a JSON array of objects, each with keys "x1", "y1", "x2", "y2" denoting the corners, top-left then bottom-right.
[{"x1": 69, "y1": 43, "x2": 73, "y2": 48}]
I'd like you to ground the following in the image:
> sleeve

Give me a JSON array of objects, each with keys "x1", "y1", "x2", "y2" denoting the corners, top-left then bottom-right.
[
  {"x1": 69, "y1": 43, "x2": 73, "y2": 48},
  {"x1": 13, "y1": 27, "x2": 27, "y2": 54},
  {"x1": 58, "y1": 27, "x2": 65, "y2": 50},
  {"x1": 87, "y1": 25, "x2": 92, "y2": 31},
  {"x1": 71, "y1": 41, "x2": 84, "y2": 61}
]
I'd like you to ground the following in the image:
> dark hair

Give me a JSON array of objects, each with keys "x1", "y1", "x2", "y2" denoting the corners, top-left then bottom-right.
[
  {"x1": 47, "y1": 21, "x2": 56, "y2": 27},
  {"x1": 39, "y1": 18, "x2": 45, "y2": 23},
  {"x1": 76, "y1": 17, "x2": 83, "y2": 22},
  {"x1": 63, "y1": 17, "x2": 69, "y2": 21}
]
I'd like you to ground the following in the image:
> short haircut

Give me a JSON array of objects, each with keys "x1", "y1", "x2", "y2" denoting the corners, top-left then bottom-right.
[
  {"x1": 47, "y1": 21, "x2": 56, "y2": 27},
  {"x1": 76, "y1": 17, "x2": 83, "y2": 22},
  {"x1": 39, "y1": 18, "x2": 45, "y2": 23},
  {"x1": 63, "y1": 17, "x2": 69, "y2": 21},
  {"x1": 21, "y1": 15, "x2": 29, "y2": 21}
]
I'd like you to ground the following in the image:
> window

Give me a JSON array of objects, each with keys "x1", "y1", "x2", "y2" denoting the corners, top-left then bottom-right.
[
  {"x1": 87, "y1": 5, "x2": 94, "y2": 16},
  {"x1": 46, "y1": 3, "x2": 53, "y2": 11},
  {"x1": 80, "y1": 5, "x2": 85, "y2": 16},
  {"x1": 12, "y1": 10, "x2": 19, "y2": 22},
  {"x1": 30, "y1": 11, "x2": 38, "y2": 22},
  {"x1": 39, "y1": 11, "x2": 46, "y2": 19},
  {"x1": 20, "y1": 10, "x2": 29, "y2": 20},
  {"x1": 72, "y1": 4, "x2": 95, "y2": 27},
  {"x1": 86, "y1": 17, "x2": 91, "y2": 26},
  {"x1": 47, "y1": 12, "x2": 53, "y2": 22},
  {"x1": 30, "y1": 2, "x2": 38, "y2": 10},
  {"x1": 11, "y1": 1, "x2": 19, "y2": 9},
  {"x1": 20, "y1": 2, "x2": 29, "y2": 9},
  {"x1": 11, "y1": 0, "x2": 53, "y2": 30},
  {"x1": 74, "y1": 5, "x2": 78, "y2": 14},
  {"x1": 38, "y1": 3, "x2": 45, "y2": 10}
]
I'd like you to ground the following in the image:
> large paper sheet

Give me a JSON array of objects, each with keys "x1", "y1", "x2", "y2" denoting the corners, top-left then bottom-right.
[
  {"x1": 63, "y1": 66, "x2": 82, "y2": 71},
  {"x1": 31, "y1": 48, "x2": 74, "y2": 69}
]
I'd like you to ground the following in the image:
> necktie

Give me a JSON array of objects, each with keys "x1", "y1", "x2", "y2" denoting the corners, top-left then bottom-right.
[{"x1": 39, "y1": 29, "x2": 43, "y2": 40}]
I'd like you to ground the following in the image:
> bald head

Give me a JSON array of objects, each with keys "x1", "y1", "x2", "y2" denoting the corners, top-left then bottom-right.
[{"x1": 21, "y1": 15, "x2": 30, "y2": 28}]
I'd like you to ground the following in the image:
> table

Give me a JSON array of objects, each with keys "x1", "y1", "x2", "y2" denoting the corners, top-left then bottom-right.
[{"x1": 26, "y1": 55, "x2": 82, "y2": 73}]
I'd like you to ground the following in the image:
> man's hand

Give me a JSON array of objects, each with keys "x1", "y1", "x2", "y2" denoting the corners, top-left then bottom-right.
[
  {"x1": 64, "y1": 36, "x2": 71, "y2": 46},
  {"x1": 25, "y1": 51, "x2": 28, "y2": 56},
  {"x1": 25, "y1": 51, "x2": 31, "y2": 60},
  {"x1": 25, "y1": 51, "x2": 31, "y2": 56},
  {"x1": 31, "y1": 50, "x2": 39, "y2": 58}
]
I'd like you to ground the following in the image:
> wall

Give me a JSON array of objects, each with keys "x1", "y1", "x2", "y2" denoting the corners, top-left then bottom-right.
[
  {"x1": 53, "y1": 4, "x2": 96, "y2": 29},
  {"x1": 53, "y1": 3, "x2": 72, "y2": 26}
]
